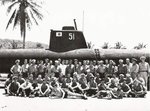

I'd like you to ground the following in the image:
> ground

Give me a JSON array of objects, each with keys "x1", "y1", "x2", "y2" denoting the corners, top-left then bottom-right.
[{"x1": 0, "y1": 89, "x2": 150, "y2": 111}]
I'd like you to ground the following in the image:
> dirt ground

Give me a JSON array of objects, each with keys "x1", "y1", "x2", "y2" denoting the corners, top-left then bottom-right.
[{"x1": 0, "y1": 89, "x2": 150, "y2": 111}]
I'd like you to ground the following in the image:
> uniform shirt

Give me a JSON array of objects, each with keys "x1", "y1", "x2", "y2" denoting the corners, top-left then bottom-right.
[
  {"x1": 11, "y1": 65, "x2": 22, "y2": 74},
  {"x1": 139, "y1": 62, "x2": 150, "y2": 73},
  {"x1": 88, "y1": 65, "x2": 95, "y2": 74},
  {"x1": 28, "y1": 64, "x2": 37, "y2": 74},
  {"x1": 130, "y1": 64, "x2": 139, "y2": 74},
  {"x1": 46, "y1": 65, "x2": 54, "y2": 75},
  {"x1": 21, "y1": 81, "x2": 32, "y2": 90},
  {"x1": 22, "y1": 64, "x2": 29, "y2": 73},
  {"x1": 9, "y1": 81, "x2": 20, "y2": 92},
  {"x1": 65, "y1": 64, "x2": 74, "y2": 76},
  {"x1": 96, "y1": 65, "x2": 106, "y2": 74},
  {"x1": 106, "y1": 64, "x2": 115, "y2": 74},
  {"x1": 51, "y1": 66, "x2": 62, "y2": 74},
  {"x1": 81, "y1": 65, "x2": 89, "y2": 74},
  {"x1": 120, "y1": 84, "x2": 130, "y2": 92},
  {"x1": 40, "y1": 83, "x2": 49, "y2": 93},
  {"x1": 125, "y1": 63, "x2": 132, "y2": 74},
  {"x1": 37, "y1": 64, "x2": 45, "y2": 73},
  {"x1": 79, "y1": 78, "x2": 88, "y2": 89},
  {"x1": 88, "y1": 81, "x2": 97, "y2": 89},
  {"x1": 132, "y1": 84, "x2": 143, "y2": 92},
  {"x1": 117, "y1": 64, "x2": 127, "y2": 75}
]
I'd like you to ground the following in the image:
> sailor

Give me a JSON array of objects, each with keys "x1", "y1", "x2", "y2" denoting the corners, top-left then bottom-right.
[
  {"x1": 21, "y1": 59, "x2": 29, "y2": 79},
  {"x1": 139, "y1": 56, "x2": 150, "y2": 87},
  {"x1": 130, "y1": 58, "x2": 139, "y2": 80},
  {"x1": 120, "y1": 79, "x2": 131, "y2": 97},
  {"x1": 117, "y1": 59, "x2": 127, "y2": 77},
  {"x1": 45, "y1": 60, "x2": 54, "y2": 78},
  {"x1": 28, "y1": 59, "x2": 38, "y2": 79},
  {"x1": 39, "y1": 79, "x2": 50, "y2": 97},
  {"x1": 51, "y1": 60, "x2": 62, "y2": 78},
  {"x1": 10, "y1": 59, "x2": 22, "y2": 78},
  {"x1": 96, "y1": 60, "x2": 106, "y2": 79},
  {"x1": 81, "y1": 60, "x2": 89, "y2": 74},
  {"x1": 37, "y1": 60, "x2": 45, "y2": 78},
  {"x1": 125, "y1": 58, "x2": 132, "y2": 74},
  {"x1": 19, "y1": 78, "x2": 33, "y2": 97},
  {"x1": 106, "y1": 60, "x2": 115, "y2": 78},
  {"x1": 7, "y1": 76, "x2": 20, "y2": 96},
  {"x1": 86, "y1": 75, "x2": 98, "y2": 96},
  {"x1": 129, "y1": 79, "x2": 147, "y2": 97},
  {"x1": 65, "y1": 59, "x2": 74, "y2": 77}
]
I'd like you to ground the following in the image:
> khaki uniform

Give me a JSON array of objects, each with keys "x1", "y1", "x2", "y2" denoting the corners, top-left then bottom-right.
[{"x1": 139, "y1": 62, "x2": 150, "y2": 87}]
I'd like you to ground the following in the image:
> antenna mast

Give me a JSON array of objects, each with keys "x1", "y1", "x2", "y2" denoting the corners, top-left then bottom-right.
[{"x1": 73, "y1": 19, "x2": 78, "y2": 30}]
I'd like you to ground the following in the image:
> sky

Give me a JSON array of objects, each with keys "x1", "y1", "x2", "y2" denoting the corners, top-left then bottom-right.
[{"x1": 0, "y1": 0, "x2": 150, "y2": 49}]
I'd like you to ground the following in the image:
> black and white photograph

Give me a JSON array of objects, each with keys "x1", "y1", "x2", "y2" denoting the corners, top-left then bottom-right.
[{"x1": 0, "y1": 0, "x2": 150, "y2": 111}]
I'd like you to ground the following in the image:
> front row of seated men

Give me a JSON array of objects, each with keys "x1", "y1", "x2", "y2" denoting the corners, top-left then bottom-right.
[{"x1": 4, "y1": 72, "x2": 147, "y2": 100}]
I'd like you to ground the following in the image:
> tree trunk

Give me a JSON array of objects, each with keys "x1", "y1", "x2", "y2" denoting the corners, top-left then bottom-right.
[{"x1": 23, "y1": 33, "x2": 25, "y2": 49}]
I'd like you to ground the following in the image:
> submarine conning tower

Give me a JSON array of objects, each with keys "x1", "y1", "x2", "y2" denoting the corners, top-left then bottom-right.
[{"x1": 49, "y1": 26, "x2": 88, "y2": 52}]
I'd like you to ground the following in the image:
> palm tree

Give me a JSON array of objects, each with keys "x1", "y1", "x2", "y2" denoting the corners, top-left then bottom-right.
[
  {"x1": 134, "y1": 43, "x2": 147, "y2": 49},
  {"x1": 1, "y1": 0, "x2": 43, "y2": 48},
  {"x1": 101, "y1": 42, "x2": 110, "y2": 49},
  {"x1": 113, "y1": 42, "x2": 125, "y2": 49},
  {"x1": 87, "y1": 41, "x2": 94, "y2": 49}
]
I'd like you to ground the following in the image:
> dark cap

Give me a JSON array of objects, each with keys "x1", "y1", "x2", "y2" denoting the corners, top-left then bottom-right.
[{"x1": 132, "y1": 58, "x2": 137, "y2": 62}]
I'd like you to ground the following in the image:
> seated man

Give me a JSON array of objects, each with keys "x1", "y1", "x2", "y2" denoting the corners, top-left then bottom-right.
[
  {"x1": 39, "y1": 79, "x2": 51, "y2": 97},
  {"x1": 70, "y1": 78, "x2": 83, "y2": 94},
  {"x1": 108, "y1": 79, "x2": 123, "y2": 99},
  {"x1": 30, "y1": 80, "x2": 40, "y2": 97},
  {"x1": 120, "y1": 80, "x2": 131, "y2": 97},
  {"x1": 78, "y1": 73, "x2": 89, "y2": 93},
  {"x1": 129, "y1": 79, "x2": 147, "y2": 98},
  {"x1": 86, "y1": 75, "x2": 98, "y2": 96},
  {"x1": 103, "y1": 74, "x2": 111, "y2": 85},
  {"x1": 125, "y1": 74, "x2": 133, "y2": 88},
  {"x1": 19, "y1": 78, "x2": 33, "y2": 97},
  {"x1": 119, "y1": 74, "x2": 125, "y2": 84},
  {"x1": 94, "y1": 81, "x2": 112, "y2": 99},
  {"x1": 7, "y1": 77, "x2": 20, "y2": 96}
]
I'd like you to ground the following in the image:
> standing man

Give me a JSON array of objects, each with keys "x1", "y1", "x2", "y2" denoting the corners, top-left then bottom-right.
[
  {"x1": 51, "y1": 60, "x2": 62, "y2": 78},
  {"x1": 130, "y1": 58, "x2": 139, "y2": 80},
  {"x1": 96, "y1": 60, "x2": 106, "y2": 80},
  {"x1": 125, "y1": 58, "x2": 132, "y2": 74},
  {"x1": 22, "y1": 59, "x2": 29, "y2": 79},
  {"x1": 28, "y1": 59, "x2": 38, "y2": 80},
  {"x1": 139, "y1": 56, "x2": 150, "y2": 88},
  {"x1": 10, "y1": 59, "x2": 22, "y2": 78},
  {"x1": 117, "y1": 59, "x2": 127, "y2": 77}
]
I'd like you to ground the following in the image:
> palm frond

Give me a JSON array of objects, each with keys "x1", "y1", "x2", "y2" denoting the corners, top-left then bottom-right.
[
  {"x1": 29, "y1": 10, "x2": 38, "y2": 25},
  {"x1": 28, "y1": 3, "x2": 43, "y2": 20},
  {"x1": 0, "y1": 0, "x2": 16, "y2": 5},
  {"x1": 7, "y1": 1, "x2": 18, "y2": 13},
  {"x1": 30, "y1": 1, "x2": 42, "y2": 8},
  {"x1": 6, "y1": 9, "x2": 16, "y2": 30},
  {"x1": 13, "y1": 9, "x2": 20, "y2": 29}
]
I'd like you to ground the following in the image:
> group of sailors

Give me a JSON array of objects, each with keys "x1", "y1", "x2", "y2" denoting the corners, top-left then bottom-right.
[{"x1": 4, "y1": 56, "x2": 150, "y2": 99}]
